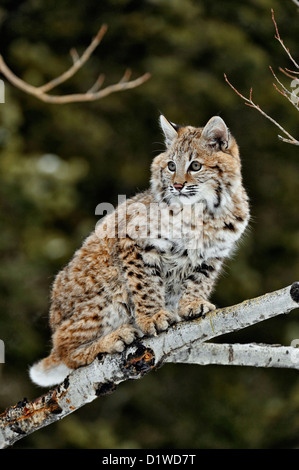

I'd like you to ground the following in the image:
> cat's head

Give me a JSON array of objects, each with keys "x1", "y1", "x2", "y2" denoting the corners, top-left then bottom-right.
[{"x1": 151, "y1": 115, "x2": 242, "y2": 210}]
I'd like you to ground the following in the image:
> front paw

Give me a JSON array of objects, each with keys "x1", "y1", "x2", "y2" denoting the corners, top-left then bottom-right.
[
  {"x1": 137, "y1": 309, "x2": 178, "y2": 336},
  {"x1": 179, "y1": 298, "x2": 215, "y2": 319}
]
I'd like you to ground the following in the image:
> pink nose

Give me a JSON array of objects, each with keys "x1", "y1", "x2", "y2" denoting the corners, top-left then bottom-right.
[{"x1": 174, "y1": 183, "x2": 184, "y2": 191}]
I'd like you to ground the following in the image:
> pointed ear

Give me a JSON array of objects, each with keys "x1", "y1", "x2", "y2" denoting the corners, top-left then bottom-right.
[
  {"x1": 159, "y1": 115, "x2": 178, "y2": 147},
  {"x1": 201, "y1": 116, "x2": 230, "y2": 150}
]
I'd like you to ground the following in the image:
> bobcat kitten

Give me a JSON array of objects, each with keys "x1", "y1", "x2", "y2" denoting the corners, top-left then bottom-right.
[{"x1": 30, "y1": 115, "x2": 249, "y2": 386}]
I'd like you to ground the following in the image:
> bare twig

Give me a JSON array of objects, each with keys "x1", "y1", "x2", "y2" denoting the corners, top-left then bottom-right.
[
  {"x1": 271, "y1": 8, "x2": 299, "y2": 69},
  {"x1": 225, "y1": 8, "x2": 299, "y2": 146},
  {"x1": 269, "y1": 66, "x2": 299, "y2": 110},
  {"x1": 0, "y1": 25, "x2": 150, "y2": 104},
  {"x1": 1, "y1": 282, "x2": 299, "y2": 448},
  {"x1": 224, "y1": 74, "x2": 299, "y2": 145},
  {"x1": 279, "y1": 67, "x2": 298, "y2": 81},
  {"x1": 38, "y1": 24, "x2": 108, "y2": 94}
]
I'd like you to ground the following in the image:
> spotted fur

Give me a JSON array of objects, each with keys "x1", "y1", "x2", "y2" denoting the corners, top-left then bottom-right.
[{"x1": 29, "y1": 115, "x2": 249, "y2": 386}]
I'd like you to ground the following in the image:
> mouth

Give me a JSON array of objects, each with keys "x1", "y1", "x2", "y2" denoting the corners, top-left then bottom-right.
[
  {"x1": 172, "y1": 185, "x2": 198, "y2": 197},
  {"x1": 168, "y1": 188, "x2": 200, "y2": 206}
]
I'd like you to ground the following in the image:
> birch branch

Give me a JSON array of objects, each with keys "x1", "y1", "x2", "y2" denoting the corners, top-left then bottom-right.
[
  {"x1": 0, "y1": 282, "x2": 299, "y2": 449},
  {"x1": 168, "y1": 342, "x2": 299, "y2": 369}
]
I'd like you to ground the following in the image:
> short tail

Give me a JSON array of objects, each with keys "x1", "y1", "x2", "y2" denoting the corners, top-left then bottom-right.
[{"x1": 29, "y1": 352, "x2": 72, "y2": 387}]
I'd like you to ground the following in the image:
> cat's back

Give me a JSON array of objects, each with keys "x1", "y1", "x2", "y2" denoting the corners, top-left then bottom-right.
[{"x1": 49, "y1": 190, "x2": 153, "y2": 325}]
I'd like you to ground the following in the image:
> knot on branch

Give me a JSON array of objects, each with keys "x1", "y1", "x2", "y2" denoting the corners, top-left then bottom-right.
[
  {"x1": 94, "y1": 381, "x2": 117, "y2": 397},
  {"x1": 123, "y1": 344, "x2": 156, "y2": 377},
  {"x1": 0, "y1": 388, "x2": 65, "y2": 437},
  {"x1": 290, "y1": 282, "x2": 299, "y2": 303}
]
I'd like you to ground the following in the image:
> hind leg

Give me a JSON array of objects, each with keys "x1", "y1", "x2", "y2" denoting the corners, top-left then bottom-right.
[{"x1": 54, "y1": 322, "x2": 140, "y2": 369}]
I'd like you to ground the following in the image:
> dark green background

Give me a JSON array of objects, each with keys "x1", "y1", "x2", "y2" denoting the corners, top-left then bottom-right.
[{"x1": 0, "y1": 0, "x2": 299, "y2": 449}]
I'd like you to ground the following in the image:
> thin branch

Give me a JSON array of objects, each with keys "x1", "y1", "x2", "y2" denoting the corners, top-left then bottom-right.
[
  {"x1": 1, "y1": 282, "x2": 299, "y2": 449},
  {"x1": 224, "y1": 74, "x2": 299, "y2": 146},
  {"x1": 285, "y1": 68, "x2": 299, "y2": 75},
  {"x1": 38, "y1": 24, "x2": 108, "y2": 94},
  {"x1": 0, "y1": 25, "x2": 151, "y2": 104},
  {"x1": 224, "y1": 9, "x2": 299, "y2": 146},
  {"x1": 119, "y1": 68, "x2": 132, "y2": 84},
  {"x1": 70, "y1": 48, "x2": 80, "y2": 65},
  {"x1": 279, "y1": 67, "x2": 299, "y2": 80},
  {"x1": 87, "y1": 73, "x2": 105, "y2": 94},
  {"x1": 271, "y1": 8, "x2": 299, "y2": 69},
  {"x1": 269, "y1": 66, "x2": 299, "y2": 110}
]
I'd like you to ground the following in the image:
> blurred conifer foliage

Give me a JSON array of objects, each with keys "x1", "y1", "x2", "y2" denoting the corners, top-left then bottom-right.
[{"x1": 0, "y1": 0, "x2": 299, "y2": 448}]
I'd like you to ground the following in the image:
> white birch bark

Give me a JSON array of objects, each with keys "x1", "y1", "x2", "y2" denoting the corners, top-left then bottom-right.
[
  {"x1": 0, "y1": 282, "x2": 299, "y2": 449},
  {"x1": 167, "y1": 342, "x2": 299, "y2": 369}
]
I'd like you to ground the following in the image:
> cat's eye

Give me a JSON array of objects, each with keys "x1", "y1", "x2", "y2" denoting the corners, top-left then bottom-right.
[
  {"x1": 189, "y1": 161, "x2": 202, "y2": 172},
  {"x1": 167, "y1": 161, "x2": 176, "y2": 172}
]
